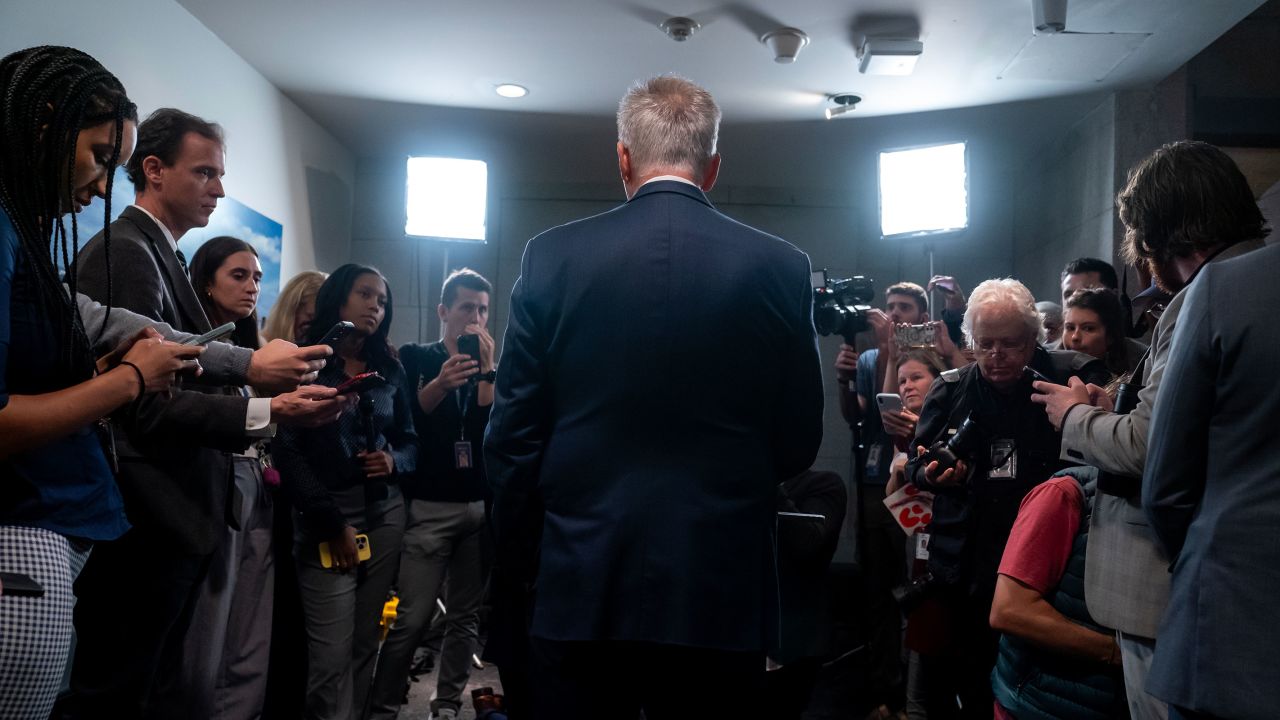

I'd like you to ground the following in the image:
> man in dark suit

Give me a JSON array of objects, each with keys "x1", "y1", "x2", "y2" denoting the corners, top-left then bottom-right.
[
  {"x1": 484, "y1": 76, "x2": 824, "y2": 718},
  {"x1": 1032, "y1": 141, "x2": 1267, "y2": 720},
  {"x1": 1143, "y1": 240, "x2": 1279, "y2": 720},
  {"x1": 59, "y1": 108, "x2": 343, "y2": 718}
]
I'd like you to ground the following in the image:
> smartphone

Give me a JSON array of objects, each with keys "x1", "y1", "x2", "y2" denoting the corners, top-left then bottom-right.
[
  {"x1": 457, "y1": 333, "x2": 482, "y2": 369},
  {"x1": 335, "y1": 371, "x2": 386, "y2": 395},
  {"x1": 876, "y1": 393, "x2": 904, "y2": 414},
  {"x1": 319, "y1": 321, "x2": 356, "y2": 349},
  {"x1": 0, "y1": 571, "x2": 45, "y2": 598},
  {"x1": 1024, "y1": 365, "x2": 1057, "y2": 385},
  {"x1": 318, "y1": 534, "x2": 372, "y2": 568},
  {"x1": 894, "y1": 323, "x2": 938, "y2": 349},
  {"x1": 181, "y1": 321, "x2": 237, "y2": 346}
]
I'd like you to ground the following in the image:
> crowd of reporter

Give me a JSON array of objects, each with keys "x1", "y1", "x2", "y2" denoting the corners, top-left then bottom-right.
[{"x1": 3, "y1": 42, "x2": 1277, "y2": 720}]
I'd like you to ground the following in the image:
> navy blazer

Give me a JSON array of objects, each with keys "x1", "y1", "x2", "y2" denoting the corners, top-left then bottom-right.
[
  {"x1": 1143, "y1": 241, "x2": 1280, "y2": 719},
  {"x1": 484, "y1": 180, "x2": 824, "y2": 652}
]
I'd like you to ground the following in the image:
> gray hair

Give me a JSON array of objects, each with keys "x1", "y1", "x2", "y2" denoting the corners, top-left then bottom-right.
[
  {"x1": 1035, "y1": 301, "x2": 1063, "y2": 326},
  {"x1": 617, "y1": 75, "x2": 721, "y2": 180},
  {"x1": 963, "y1": 278, "x2": 1046, "y2": 345}
]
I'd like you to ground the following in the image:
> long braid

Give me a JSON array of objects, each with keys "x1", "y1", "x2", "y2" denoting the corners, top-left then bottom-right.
[{"x1": 0, "y1": 46, "x2": 136, "y2": 380}]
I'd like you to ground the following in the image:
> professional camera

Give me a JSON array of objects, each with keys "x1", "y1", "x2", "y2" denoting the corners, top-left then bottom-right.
[
  {"x1": 920, "y1": 412, "x2": 982, "y2": 478},
  {"x1": 812, "y1": 270, "x2": 874, "y2": 343}
]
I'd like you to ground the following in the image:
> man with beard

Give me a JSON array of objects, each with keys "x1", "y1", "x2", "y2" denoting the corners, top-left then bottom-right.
[{"x1": 1031, "y1": 140, "x2": 1268, "y2": 719}]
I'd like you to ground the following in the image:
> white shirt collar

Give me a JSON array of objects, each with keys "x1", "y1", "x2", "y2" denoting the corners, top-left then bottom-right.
[
  {"x1": 641, "y1": 175, "x2": 699, "y2": 189},
  {"x1": 130, "y1": 204, "x2": 179, "y2": 251}
]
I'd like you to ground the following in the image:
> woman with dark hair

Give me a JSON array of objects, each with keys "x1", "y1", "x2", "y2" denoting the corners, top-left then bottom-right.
[
  {"x1": 1062, "y1": 287, "x2": 1145, "y2": 378},
  {"x1": 0, "y1": 46, "x2": 202, "y2": 717},
  {"x1": 150, "y1": 236, "x2": 275, "y2": 715},
  {"x1": 274, "y1": 263, "x2": 417, "y2": 720}
]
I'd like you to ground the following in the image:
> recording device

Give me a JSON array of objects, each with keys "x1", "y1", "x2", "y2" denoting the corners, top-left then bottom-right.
[
  {"x1": 181, "y1": 321, "x2": 237, "y2": 346},
  {"x1": 318, "y1": 534, "x2": 371, "y2": 569},
  {"x1": 319, "y1": 321, "x2": 356, "y2": 349},
  {"x1": 895, "y1": 323, "x2": 937, "y2": 349},
  {"x1": 876, "y1": 393, "x2": 904, "y2": 414},
  {"x1": 1023, "y1": 365, "x2": 1057, "y2": 385},
  {"x1": 920, "y1": 412, "x2": 982, "y2": 479},
  {"x1": 457, "y1": 333, "x2": 482, "y2": 383},
  {"x1": 0, "y1": 571, "x2": 45, "y2": 597},
  {"x1": 1113, "y1": 381, "x2": 1141, "y2": 415},
  {"x1": 335, "y1": 371, "x2": 385, "y2": 395},
  {"x1": 812, "y1": 269, "x2": 875, "y2": 343}
]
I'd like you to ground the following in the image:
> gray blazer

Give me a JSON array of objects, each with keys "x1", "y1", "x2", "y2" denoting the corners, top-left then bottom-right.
[
  {"x1": 77, "y1": 207, "x2": 253, "y2": 555},
  {"x1": 1143, "y1": 241, "x2": 1280, "y2": 719},
  {"x1": 1061, "y1": 239, "x2": 1264, "y2": 637}
]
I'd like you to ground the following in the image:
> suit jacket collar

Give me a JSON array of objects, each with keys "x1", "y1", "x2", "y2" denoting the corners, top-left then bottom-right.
[
  {"x1": 118, "y1": 206, "x2": 213, "y2": 334},
  {"x1": 628, "y1": 179, "x2": 713, "y2": 208}
]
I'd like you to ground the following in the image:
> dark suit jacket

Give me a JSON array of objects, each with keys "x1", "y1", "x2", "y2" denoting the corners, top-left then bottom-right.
[
  {"x1": 1143, "y1": 241, "x2": 1280, "y2": 719},
  {"x1": 76, "y1": 206, "x2": 250, "y2": 556},
  {"x1": 483, "y1": 180, "x2": 824, "y2": 652}
]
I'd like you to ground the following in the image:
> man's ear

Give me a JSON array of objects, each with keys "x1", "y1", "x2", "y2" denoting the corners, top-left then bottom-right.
[
  {"x1": 617, "y1": 142, "x2": 632, "y2": 185},
  {"x1": 141, "y1": 155, "x2": 165, "y2": 190},
  {"x1": 437, "y1": 303, "x2": 448, "y2": 322},
  {"x1": 700, "y1": 153, "x2": 721, "y2": 193}
]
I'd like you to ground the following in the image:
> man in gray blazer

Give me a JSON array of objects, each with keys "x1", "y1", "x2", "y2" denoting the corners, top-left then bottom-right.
[
  {"x1": 60, "y1": 109, "x2": 344, "y2": 718},
  {"x1": 1143, "y1": 240, "x2": 1279, "y2": 720},
  {"x1": 1031, "y1": 140, "x2": 1268, "y2": 719}
]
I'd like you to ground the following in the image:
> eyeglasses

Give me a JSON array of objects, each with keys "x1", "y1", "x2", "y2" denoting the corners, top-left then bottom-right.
[{"x1": 973, "y1": 338, "x2": 1031, "y2": 357}]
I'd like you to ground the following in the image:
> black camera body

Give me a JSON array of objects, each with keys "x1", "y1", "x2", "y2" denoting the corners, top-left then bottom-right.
[
  {"x1": 920, "y1": 413, "x2": 982, "y2": 479},
  {"x1": 813, "y1": 271, "x2": 874, "y2": 343}
]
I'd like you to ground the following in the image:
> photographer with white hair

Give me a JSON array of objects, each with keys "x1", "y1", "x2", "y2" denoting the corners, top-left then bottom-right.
[{"x1": 901, "y1": 278, "x2": 1108, "y2": 719}]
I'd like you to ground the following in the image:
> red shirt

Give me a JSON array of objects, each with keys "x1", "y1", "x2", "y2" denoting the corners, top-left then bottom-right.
[{"x1": 993, "y1": 476, "x2": 1084, "y2": 720}]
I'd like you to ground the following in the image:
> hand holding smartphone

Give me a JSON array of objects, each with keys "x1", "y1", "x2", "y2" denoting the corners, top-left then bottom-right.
[{"x1": 181, "y1": 321, "x2": 237, "y2": 346}]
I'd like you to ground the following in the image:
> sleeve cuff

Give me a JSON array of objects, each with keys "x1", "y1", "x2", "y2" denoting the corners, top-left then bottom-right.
[{"x1": 245, "y1": 397, "x2": 277, "y2": 437}]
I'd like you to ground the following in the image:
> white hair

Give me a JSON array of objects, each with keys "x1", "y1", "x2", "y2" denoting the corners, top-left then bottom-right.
[
  {"x1": 617, "y1": 75, "x2": 721, "y2": 181},
  {"x1": 963, "y1": 278, "x2": 1046, "y2": 345}
]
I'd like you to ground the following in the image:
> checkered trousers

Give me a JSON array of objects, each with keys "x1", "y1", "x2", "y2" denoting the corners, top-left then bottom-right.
[{"x1": 0, "y1": 525, "x2": 89, "y2": 719}]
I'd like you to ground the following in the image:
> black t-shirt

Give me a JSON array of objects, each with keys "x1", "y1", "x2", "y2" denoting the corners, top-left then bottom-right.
[{"x1": 399, "y1": 341, "x2": 490, "y2": 502}]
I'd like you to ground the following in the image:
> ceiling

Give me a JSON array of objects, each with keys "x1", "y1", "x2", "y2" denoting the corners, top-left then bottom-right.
[{"x1": 178, "y1": 0, "x2": 1266, "y2": 130}]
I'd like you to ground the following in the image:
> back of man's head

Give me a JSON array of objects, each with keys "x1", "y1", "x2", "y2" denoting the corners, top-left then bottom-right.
[
  {"x1": 126, "y1": 108, "x2": 224, "y2": 193},
  {"x1": 1060, "y1": 257, "x2": 1118, "y2": 289},
  {"x1": 1118, "y1": 140, "x2": 1268, "y2": 266},
  {"x1": 616, "y1": 75, "x2": 720, "y2": 182}
]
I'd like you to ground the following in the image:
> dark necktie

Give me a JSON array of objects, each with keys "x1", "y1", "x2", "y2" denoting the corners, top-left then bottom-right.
[{"x1": 174, "y1": 247, "x2": 189, "y2": 276}]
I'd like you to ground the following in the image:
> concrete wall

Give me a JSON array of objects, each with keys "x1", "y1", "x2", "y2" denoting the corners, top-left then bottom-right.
[
  {"x1": 344, "y1": 93, "x2": 1104, "y2": 559},
  {"x1": 1, "y1": 0, "x2": 357, "y2": 282}
]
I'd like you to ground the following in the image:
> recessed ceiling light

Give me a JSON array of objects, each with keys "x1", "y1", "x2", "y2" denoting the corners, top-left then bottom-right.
[{"x1": 495, "y1": 84, "x2": 528, "y2": 98}]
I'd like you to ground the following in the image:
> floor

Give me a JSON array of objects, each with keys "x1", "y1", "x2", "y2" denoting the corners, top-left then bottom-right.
[{"x1": 397, "y1": 658, "x2": 504, "y2": 720}]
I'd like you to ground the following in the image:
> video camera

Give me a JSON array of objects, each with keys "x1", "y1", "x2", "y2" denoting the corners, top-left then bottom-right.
[{"x1": 812, "y1": 270, "x2": 874, "y2": 343}]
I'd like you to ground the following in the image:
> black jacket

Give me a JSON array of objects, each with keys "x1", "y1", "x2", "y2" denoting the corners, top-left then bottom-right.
[{"x1": 905, "y1": 346, "x2": 1108, "y2": 596}]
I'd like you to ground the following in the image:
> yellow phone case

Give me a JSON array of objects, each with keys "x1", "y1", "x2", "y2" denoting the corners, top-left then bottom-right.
[{"x1": 319, "y1": 533, "x2": 372, "y2": 568}]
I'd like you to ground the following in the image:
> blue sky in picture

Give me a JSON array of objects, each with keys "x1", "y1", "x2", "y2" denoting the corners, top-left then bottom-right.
[{"x1": 75, "y1": 166, "x2": 283, "y2": 323}]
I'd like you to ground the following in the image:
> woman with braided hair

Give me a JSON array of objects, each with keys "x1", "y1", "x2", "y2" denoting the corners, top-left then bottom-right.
[{"x1": 0, "y1": 46, "x2": 203, "y2": 717}]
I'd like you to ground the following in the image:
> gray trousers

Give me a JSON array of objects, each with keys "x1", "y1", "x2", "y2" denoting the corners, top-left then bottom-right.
[
  {"x1": 1120, "y1": 631, "x2": 1169, "y2": 720},
  {"x1": 151, "y1": 457, "x2": 275, "y2": 720},
  {"x1": 370, "y1": 499, "x2": 486, "y2": 718},
  {"x1": 296, "y1": 506, "x2": 404, "y2": 720}
]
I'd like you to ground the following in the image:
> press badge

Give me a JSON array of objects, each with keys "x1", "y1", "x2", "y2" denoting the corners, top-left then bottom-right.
[
  {"x1": 865, "y1": 444, "x2": 883, "y2": 474},
  {"x1": 989, "y1": 440, "x2": 1016, "y2": 479},
  {"x1": 454, "y1": 441, "x2": 473, "y2": 470},
  {"x1": 915, "y1": 533, "x2": 931, "y2": 560}
]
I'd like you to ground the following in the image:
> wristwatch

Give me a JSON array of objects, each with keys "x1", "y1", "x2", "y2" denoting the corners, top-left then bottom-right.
[{"x1": 478, "y1": 370, "x2": 497, "y2": 383}]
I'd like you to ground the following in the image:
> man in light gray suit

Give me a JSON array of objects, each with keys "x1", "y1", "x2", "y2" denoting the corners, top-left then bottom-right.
[
  {"x1": 1032, "y1": 140, "x2": 1268, "y2": 719},
  {"x1": 1143, "y1": 241, "x2": 1280, "y2": 720}
]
